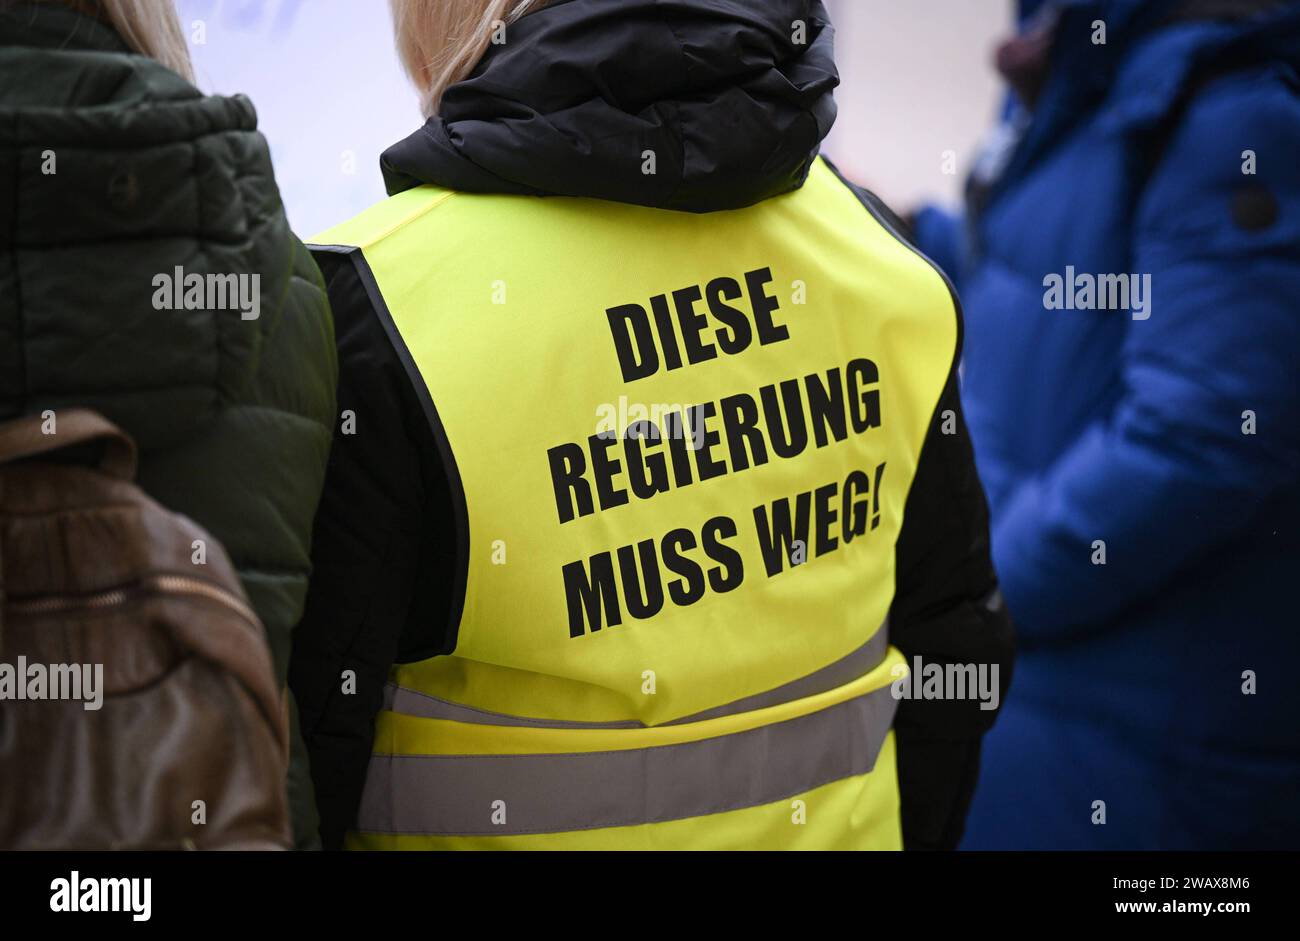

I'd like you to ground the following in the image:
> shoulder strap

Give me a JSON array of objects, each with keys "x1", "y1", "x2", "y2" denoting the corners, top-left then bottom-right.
[{"x1": 0, "y1": 409, "x2": 137, "y2": 480}]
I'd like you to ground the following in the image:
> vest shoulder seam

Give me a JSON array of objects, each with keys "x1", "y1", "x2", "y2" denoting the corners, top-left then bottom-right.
[
  {"x1": 359, "y1": 188, "x2": 459, "y2": 250},
  {"x1": 818, "y1": 157, "x2": 963, "y2": 359},
  {"x1": 312, "y1": 188, "x2": 459, "y2": 253}
]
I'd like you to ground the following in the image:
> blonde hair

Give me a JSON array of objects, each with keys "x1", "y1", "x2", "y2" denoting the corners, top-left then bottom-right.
[
  {"x1": 390, "y1": 0, "x2": 548, "y2": 117},
  {"x1": 98, "y1": 0, "x2": 195, "y2": 82}
]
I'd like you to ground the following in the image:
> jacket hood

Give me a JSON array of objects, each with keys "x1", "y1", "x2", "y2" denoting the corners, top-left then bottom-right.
[
  {"x1": 996, "y1": 0, "x2": 1300, "y2": 188},
  {"x1": 1017, "y1": 0, "x2": 1159, "y2": 27},
  {"x1": 1019, "y1": 0, "x2": 1293, "y2": 22},
  {"x1": 380, "y1": 0, "x2": 839, "y2": 213}
]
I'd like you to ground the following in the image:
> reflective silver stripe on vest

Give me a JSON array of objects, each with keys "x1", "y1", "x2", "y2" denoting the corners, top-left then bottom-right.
[
  {"x1": 669, "y1": 621, "x2": 889, "y2": 725},
  {"x1": 356, "y1": 680, "x2": 898, "y2": 837},
  {"x1": 382, "y1": 685, "x2": 641, "y2": 729},
  {"x1": 381, "y1": 619, "x2": 889, "y2": 730}
]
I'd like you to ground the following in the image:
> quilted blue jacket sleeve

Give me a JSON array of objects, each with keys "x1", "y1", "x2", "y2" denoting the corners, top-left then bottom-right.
[{"x1": 991, "y1": 69, "x2": 1300, "y2": 645}]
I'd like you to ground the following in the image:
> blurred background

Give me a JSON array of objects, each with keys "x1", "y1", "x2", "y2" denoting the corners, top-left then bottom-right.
[{"x1": 177, "y1": 0, "x2": 1010, "y2": 236}]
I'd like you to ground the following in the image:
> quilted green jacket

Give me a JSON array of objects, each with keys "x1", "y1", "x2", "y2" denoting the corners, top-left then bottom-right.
[{"x1": 0, "y1": 1, "x2": 337, "y2": 848}]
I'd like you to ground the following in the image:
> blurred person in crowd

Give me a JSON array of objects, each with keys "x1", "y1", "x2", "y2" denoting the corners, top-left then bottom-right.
[
  {"x1": 291, "y1": 0, "x2": 1013, "y2": 850},
  {"x1": 0, "y1": 0, "x2": 337, "y2": 848},
  {"x1": 911, "y1": 0, "x2": 1300, "y2": 848}
]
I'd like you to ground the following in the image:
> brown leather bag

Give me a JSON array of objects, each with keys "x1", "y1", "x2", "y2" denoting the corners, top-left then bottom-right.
[{"x1": 0, "y1": 409, "x2": 290, "y2": 849}]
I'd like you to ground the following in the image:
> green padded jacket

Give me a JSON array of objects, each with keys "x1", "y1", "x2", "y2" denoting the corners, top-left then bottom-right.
[{"x1": 0, "y1": 1, "x2": 338, "y2": 848}]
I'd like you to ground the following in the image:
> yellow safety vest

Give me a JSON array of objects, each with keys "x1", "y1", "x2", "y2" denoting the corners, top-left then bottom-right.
[{"x1": 310, "y1": 157, "x2": 958, "y2": 850}]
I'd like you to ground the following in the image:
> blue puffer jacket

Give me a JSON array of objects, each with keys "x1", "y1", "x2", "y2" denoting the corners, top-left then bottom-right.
[{"x1": 915, "y1": 0, "x2": 1300, "y2": 848}]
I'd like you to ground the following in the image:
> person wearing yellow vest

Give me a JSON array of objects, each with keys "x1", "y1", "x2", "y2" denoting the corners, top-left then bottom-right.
[{"x1": 289, "y1": 0, "x2": 1015, "y2": 851}]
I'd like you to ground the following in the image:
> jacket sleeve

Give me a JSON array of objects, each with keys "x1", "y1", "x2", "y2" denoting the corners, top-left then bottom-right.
[
  {"x1": 990, "y1": 74, "x2": 1300, "y2": 647},
  {"x1": 889, "y1": 366, "x2": 1016, "y2": 851},
  {"x1": 831, "y1": 167, "x2": 1015, "y2": 850},
  {"x1": 287, "y1": 249, "x2": 454, "y2": 850}
]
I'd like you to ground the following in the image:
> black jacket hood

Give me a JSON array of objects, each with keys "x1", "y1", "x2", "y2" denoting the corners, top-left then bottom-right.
[{"x1": 380, "y1": 0, "x2": 839, "y2": 212}]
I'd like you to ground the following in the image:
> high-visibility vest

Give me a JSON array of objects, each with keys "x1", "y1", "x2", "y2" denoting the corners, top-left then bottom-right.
[{"x1": 310, "y1": 157, "x2": 958, "y2": 850}]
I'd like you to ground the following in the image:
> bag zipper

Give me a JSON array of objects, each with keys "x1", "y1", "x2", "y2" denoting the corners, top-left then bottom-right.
[{"x1": 4, "y1": 574, "x2": 259, "y2": 627}]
